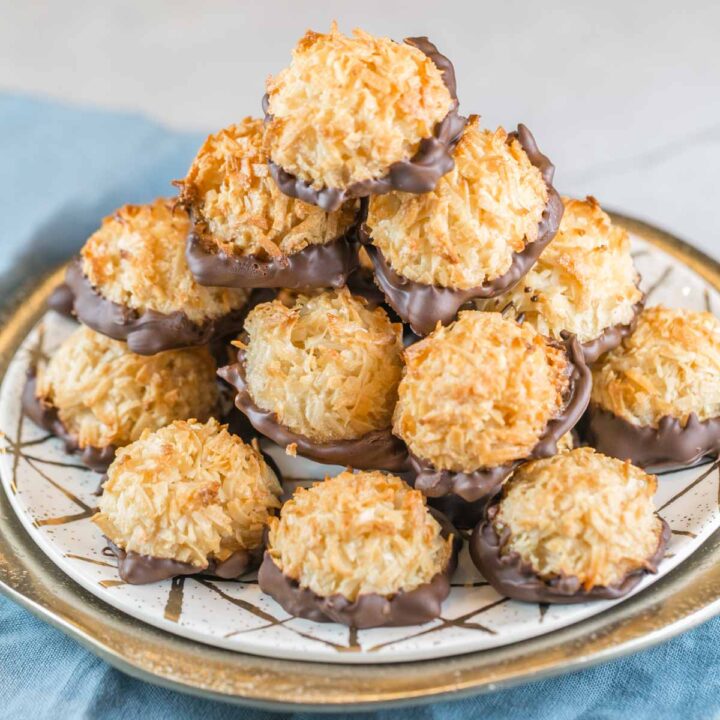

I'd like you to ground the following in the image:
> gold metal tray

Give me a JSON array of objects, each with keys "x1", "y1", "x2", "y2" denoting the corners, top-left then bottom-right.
[{"x1": 1, "y1": 214, "x2": 719, "y2": 711}]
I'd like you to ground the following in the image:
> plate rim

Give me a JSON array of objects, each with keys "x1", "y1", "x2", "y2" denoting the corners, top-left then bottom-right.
[{"x1": 1, "y1": 213, "x2": 720, "y2": 710}]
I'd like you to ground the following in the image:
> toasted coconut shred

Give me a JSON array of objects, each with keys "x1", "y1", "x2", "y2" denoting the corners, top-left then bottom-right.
[
  {"x1": 243, "y1": 289, "x2": 404, "y2": 442},
  {"x1": 265, "y1": 24, "x2": 453, "y2": 189},
  {"x1": 268, "y1": 471, "x2": 452, "y2": 600},
  {"x1": 179, "y1": 118, "x2": 357, "y2": 257},
  {"x1": 481, "y1": 196, "x2": 643, "y2": 342},
  {"x1": 94, "y1": 418, "x2": 282, "y2": 567},
  {"x1": 35, "y1": 326, "x2": 218, "y2": 449},
  {"x1": 592, "y1": 306, "x2": 720, "y2": 427},
  {"x1": 81, "y1": 198, "x2": 248, "y2": 324},
  {"x1": 367, "y1": 118, "x2": 548, "y2": 289},
  {"x1": 495, "y1": 448, "x2": 663, "y2": 589},
  {"x1": 393, "y1": 311, "x2": 570, "y2": 471}
]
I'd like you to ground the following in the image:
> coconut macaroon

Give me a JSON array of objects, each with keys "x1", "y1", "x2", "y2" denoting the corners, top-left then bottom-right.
[
  {"x1": 219, "y1": 289, "x2": 407, "y2": 470},
  {"x1": 470, "y1": 448, "x2": 669, "y2": 603},
  {"x1": 586, "y1": 306, "x2": 720, "y2": 469},
  {"x1": 94, "y1": 418, "x2": 282, "y2": 584},
  {"x1": 361, "y1": 118, "x2": 563, "y2": 335},
  {"x1": 393, "y1": 311, "x2": 591, "y2": 524},
  {"x1": 481, "y1": 196, "x2": 644, "y2": 363},
  {"x1": 22, "y1": 326, "x2": 218, "y2": 471},
  {"x1": 258, "y1": 470, "x2": 458, "y2": 627},
  {"x1": 264, "y1": 25, "x2": 462, "y2": 211},
  {"x1": 65, "y1": 198, "x2": 249, "y2": 354},
  {"x1": 179, "y1": 118, "x2": 360, "y2": 289}
]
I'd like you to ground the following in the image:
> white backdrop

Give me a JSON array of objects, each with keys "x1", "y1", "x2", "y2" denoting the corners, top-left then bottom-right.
[{"x1": 2, "y1": 0, "x2": 718, "y2": 257}]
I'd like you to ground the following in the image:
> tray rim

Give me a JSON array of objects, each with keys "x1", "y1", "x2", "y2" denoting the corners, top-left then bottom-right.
[{"x1": 1, "y1": 213, "x2": 719, "y2": 711}]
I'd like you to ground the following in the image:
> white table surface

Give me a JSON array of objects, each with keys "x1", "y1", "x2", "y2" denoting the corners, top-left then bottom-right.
[{"x1": 1, "y1": 0, "x2": 718, "y2": 259}]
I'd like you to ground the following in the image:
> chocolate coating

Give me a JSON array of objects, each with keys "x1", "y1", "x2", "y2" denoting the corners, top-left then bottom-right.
[
  {"x1": 424, "y1": 493, "x2": 497, "y2": 532},
  {"x1": 106, "y1": 540, "x2": 258, "y2": 585},
  {"x1": 406, "y1": 337, "x2": 591, "y2": 509},
  {"x1": 580, "y1": 298, "x2": 645, "y2": 364},
  {"x1": 265, "y1": 37, "x2": 466, "y2": 213},
  {"x1": 218, "y1": 351, "x2": 409, "y2": 472},
  {"x1": 64, "y1": 258, "x2": 247, "y2": 355},
  {"x1": 585, "y1": 404, "x2": 720, "y2": 471},
  {"x1": 258, "y1": 512, "x2": 461, "y2": 628},
  {"x1": 47, "y1": 282, "x2": 76, "y2": 318},
  {"x1": 22, "y1": 371, "x2": 116, "y2": 472},
  {"x1": 345, "y1": 265, "x2": 387, "y2": 309},
  {"x1": 469, "y1": 504, "x2": 670, "y2": 604},
  {"x1": 360, "y1": 124, "x2": 564, "y2": 336},
  {"x1": 185, "y1": 227, "x2": 359, "y2": 290}
]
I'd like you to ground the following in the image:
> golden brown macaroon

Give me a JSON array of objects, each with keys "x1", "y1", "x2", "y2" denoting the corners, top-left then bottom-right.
[
  {"x1": 179, "y1": 118, "x2": 357, "y2": 257},
  {"x1": 591, "y1": 306, "x2": 720, "y2": 427},
  {"x1": 178, "y1": 119, "x2": 360, "y2": 289},
  {"x1": 265, "y1": 25, "x2": 455, "y2": 201},
  {"x1": 81, "y1": 198, "x2": 247, "y2": 324},
  {"x1": 470, "y1": 448, "x2": 668, "y2": 603},
  {"x1": 68, "y1": 198, "x2": 248, "y2": 354},
  {"x1": 242, "y1": 289, "x2": 403, "y2": 444},
  {"x1": 94, "y1": 418, "x2": 282, "y2": 583},
  {"x1": 482, "y1": 196, "x2": 643, "y2": 358},
  {"x1": 586, "y1": 306, "x2": 720, "y2": 468},
  {"x1": 258, "y1": 470, "x2": 456, "y2": 627},
  {"x1": 393, "y1": 311, "x2": 573, "y2": 473},
  {"x1": 366, "y1": 118, "x2": 549, "y2": 290},
  {"x1": 33, "y1": 325, "x2": 218, "y2": 453}
]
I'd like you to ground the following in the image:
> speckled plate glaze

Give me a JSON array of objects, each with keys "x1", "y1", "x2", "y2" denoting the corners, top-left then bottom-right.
[{"x1": 1, "y1": 232, "x2": 719, "y2": 666}]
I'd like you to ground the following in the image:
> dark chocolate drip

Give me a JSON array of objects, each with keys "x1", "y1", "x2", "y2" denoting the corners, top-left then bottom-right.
[
  {"x1": 106, "y1": 540, "x2": 258, "y2": 585},
  {"x1": 218, "y1": 351, "x2": 409, "y2": 472},
  {"x1": 407, "y1": 337, "x2": 592, "y2": 507},
  {"x1": 360, "y1": 124, "x2": 564, "y2": 336},
  {"x1": 184, "y1": 230, "x2": 359, "y2": 290},
  {"x1": 424, "y1": 487, "x2": 503, "y2": 531},
  {"x1": 22, "y1": 370, "x2": 116, "y2": 473},
  {"x1": 469, "y1": 504, "x2": 670, "y2": 604},
  {"x1": 345, "y1": 265, "x2": 388, "y2": 309},
  {"x1": 585, "y1": 404, "x2": 720, "y2": 471},
  {"x1": 258, "y1": 511, "x2": 461, "y2": 628},
  {"x1": 265, "y1": 37, "x2": 466, "y2": 213},
  {"x1": 47, "y1": 282, "x2": 76, "y2": 318},
  {"x1": 64, "y1": 258, "x2": 247, "y2": 355},
  {"x1": 580, "y1": 297, "x2": 645, "y2": 365}
]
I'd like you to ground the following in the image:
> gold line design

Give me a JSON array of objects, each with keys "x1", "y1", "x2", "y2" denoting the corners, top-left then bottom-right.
[
  {"x1": 644, "y1": 265, "x2": 674, "y2": 301},
  {"x1": 164, "y1": 577, "x2": 186, "y2": 622},
  {"x1": 65, "y1": 553, "x2": 116, "y2": 569},
  {"x1": 99, "y1": 579, "x2": 126, "y2": 588}
]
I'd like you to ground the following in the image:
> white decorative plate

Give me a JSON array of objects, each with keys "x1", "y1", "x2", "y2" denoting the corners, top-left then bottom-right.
[{"x1": 1, "y1": 234, "x2": 719, "y2": 665}]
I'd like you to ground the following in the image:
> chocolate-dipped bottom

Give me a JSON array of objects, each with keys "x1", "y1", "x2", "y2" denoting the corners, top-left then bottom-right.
[
  {"x1": 64, "y1": 258, "x2": 247, "y2": 355},
  {"x1": 47, "y1": 282, "x2": 76, "y2": 318},
  {"x1": 258, "y1": 512, "x2": 461, "y2": 628},
  {"x1": 585, "y1": 404, "x2": 720, "y2": 471},
  {"x1": 405, "y1": 337, "x2": 592, "y2": 521},
  {"x1": 579, "y1": 298, "x2": 645, "y2": 365},
  {"x1": 22, "y1": 371, "x2": 116, "y2": 472},
  {"x1": 265, "y1": 37, "x2": 466, "y2": 213},
  {"x1": 105, "y1": 540, "x2": 260, "y2": 585},
  {"x1": 218, "y1": 350, "x2": 409, "y2": 472},
  {"x1": 185, "y1": 228, "x2": 359, "y2": 290},
  {"x1": 470, "y1": 504, "x2": 670, "y2": 604},
  {"x1": 360, "y1": 125, "x2": 564, "y2": 336}
]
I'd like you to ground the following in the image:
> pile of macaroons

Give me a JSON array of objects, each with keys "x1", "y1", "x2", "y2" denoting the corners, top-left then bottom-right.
[{"x1": 31, "y1": 24, "x2": 720, "y2": 627}]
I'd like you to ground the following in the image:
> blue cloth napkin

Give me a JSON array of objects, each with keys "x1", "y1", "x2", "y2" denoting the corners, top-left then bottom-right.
[{"x1": 1, "y1": 93, "x2": 719, "y2": 720}]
